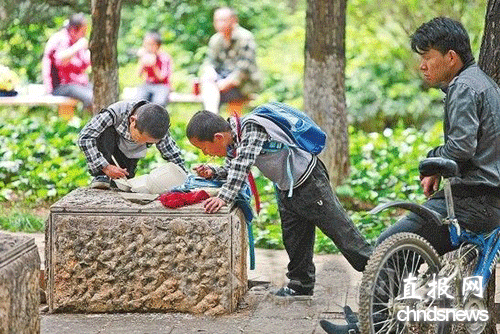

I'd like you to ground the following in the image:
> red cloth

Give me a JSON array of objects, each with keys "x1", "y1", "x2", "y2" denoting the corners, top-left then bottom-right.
[{"x1": 159, "y1": 190, "x2": 210, "y2": 209}]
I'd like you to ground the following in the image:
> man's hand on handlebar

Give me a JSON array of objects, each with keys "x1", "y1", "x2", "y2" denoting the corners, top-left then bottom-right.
[{"x1": 420, "y1": 174, "x2": 440, "y2": 198}]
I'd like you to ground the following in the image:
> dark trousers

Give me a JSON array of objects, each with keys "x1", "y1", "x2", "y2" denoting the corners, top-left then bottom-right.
[
  {"x1": 93, "y1": 127, "x2": 139, "y2": 179},
  {"x1": 378, "y1": 193, "x2": 500, "y2": 255},
  {"x1": 276, "y1": 160, "x2": 373, "y2": 290}
]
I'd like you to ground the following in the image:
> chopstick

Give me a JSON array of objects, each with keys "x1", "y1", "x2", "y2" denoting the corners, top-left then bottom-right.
[
  {"x1": 192, "y1": 157, "x2": 216, "y2": 171},
  {"x1": 111, "y1": 155, "x2": 122, "y2": 169},
  {"x1": 111, "y1": 155, "x2": 128, "y2": 181}
]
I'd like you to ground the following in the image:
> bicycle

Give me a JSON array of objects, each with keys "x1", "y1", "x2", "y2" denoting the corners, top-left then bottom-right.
[{"x1": 359, "y1": 157, "x2": 500, "y2": 334}]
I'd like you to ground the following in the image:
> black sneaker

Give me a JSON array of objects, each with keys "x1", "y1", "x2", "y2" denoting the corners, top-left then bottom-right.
[
  {"x1": 319, "y1": 320, "x2": 360, "y2": 334},
  {"x1": 90, "y1": 175, "x2": 111, "y2": 189},
  {"x1": 272, "y1": 286, "x2": 313, "y2": 300}
]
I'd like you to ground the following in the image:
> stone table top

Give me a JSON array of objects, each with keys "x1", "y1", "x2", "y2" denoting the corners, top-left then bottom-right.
[{"x1": 50, "y1": 188, "x2": 232, "y2": 215}]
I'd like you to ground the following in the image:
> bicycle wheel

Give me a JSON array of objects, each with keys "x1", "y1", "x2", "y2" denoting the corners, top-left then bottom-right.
[
  {"x1": 438, "y1": 245, "x2": 484, "y2": 334},
  {"x1": 359, "y1": 232, "x2": 442, "y2": 334}
]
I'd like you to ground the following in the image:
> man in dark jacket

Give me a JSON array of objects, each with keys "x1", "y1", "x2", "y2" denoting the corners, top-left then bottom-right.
[{"x1": 321, "y1": 16, "x2": 500, "y2": 334}]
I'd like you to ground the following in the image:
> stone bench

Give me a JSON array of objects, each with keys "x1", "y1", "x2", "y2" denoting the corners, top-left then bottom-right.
[
  {"x1": 0, "y1": 233, "x2": 40, "y2": 333},
  {"x1": 46, "y1": 188, "x2": 248, "y2": 315}
]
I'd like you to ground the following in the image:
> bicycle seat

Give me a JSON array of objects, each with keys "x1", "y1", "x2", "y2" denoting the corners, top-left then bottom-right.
[{"x1": 419, "y1": 157, "x2": 459, "y2": 178}]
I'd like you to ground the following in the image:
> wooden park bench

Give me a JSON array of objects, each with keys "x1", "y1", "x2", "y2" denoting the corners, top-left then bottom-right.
[
  {"x1": 0, "y1": 86, "x2": 204, "y2": 120},
  {"x1": 122, "y1": 87, "x2": 203, "y2": 105},
  {"x1": 0, "y1": 85, "x2": 251, "y2": 120},
  {"x1": 0, "y1": 84, "x2": 79, "y2": 120}
]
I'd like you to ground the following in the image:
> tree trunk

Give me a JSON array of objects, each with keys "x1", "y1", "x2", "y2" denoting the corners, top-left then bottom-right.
[
  {"x1": 304, "y1": 0, "x2": 349, "y2": 186},
  {"x1": 478, "y1": 0, "x2": 500, "y2": 85},
  {"x1": 479, "y1": 2, "x2": 500, "y2": 333},
  {"x1": 90, "y1": 0, "x2": 122, "y2": 113}
]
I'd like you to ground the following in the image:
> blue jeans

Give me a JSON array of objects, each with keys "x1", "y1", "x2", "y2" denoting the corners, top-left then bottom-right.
[
  {"x1": 53, "y1": 84, "x2": 93, "y2": 108},
  {"x1": 136, "y1": 84, "x2": 170, "y2": 106},
  {"x1": 378, "y1": 193, "x2": 500, "y2": 255}
]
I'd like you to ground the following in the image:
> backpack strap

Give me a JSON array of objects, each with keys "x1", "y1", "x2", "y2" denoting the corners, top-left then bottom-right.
[
  {"x1": 261, "y1": 141, "x2": 285, "y2": 152},
  {"x1": 245, "y1": 119, "x2": 295, "y2": 198},
  {"x1": 234, "y1": 114, "x2": 261, "y2": 214},
  {"x1": 285, "y1": 149, "x2": 294, "y2": 197}
]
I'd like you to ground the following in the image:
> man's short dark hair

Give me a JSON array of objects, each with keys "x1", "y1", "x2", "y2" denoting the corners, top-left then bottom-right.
[
  {"x1": 411, "y1": 17, "x2": 474, "y2": 65},
  {"x1": 135, "y1": 103, "x2": 170, "y2": 139},
  {"x1": 186, "y1": 110, "x2": 231, "y2": 141},
  {"x1": 68, "y1": 13, "x2": 87, "y2": 29}
]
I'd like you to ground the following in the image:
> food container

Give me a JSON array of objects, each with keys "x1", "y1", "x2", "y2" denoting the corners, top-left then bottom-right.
[{"x1": 129, "y1": 163, "x2": 187, "y2": 194}]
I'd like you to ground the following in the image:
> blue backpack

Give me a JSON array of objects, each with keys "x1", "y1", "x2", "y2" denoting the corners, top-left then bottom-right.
[
  {"x1": 251, "y1": 102, "x2": 326, "y2": 155},
  {"x1": 240, "y1": 102, "x2": 326, "y2": 197}
]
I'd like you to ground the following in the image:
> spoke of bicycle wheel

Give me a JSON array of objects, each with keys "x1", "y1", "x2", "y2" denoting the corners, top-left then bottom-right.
[
  {"x1": 410, "y1": 250, "x2": 419, "y2": 273},
  {"x1": 372, "y1": 303, "x2": 389, "y2": 315},
  {"x1": 395, "y1": 321, "x2": 408, "y2": 334},
  {"x1": 402, "y1": 249, "x2": 411, "y2": 276},
  {"x1": 374, "y1": 315, "x2": 399, "y2": 334},
  {"x1": 381, "y1": 263, "x2": 399, "y2": 294},
  {"x1": 372, "y1": 248, "x2": 433, "y2": 334},
  {"x1": 393, "y1": 253, "x2": 402, "y2": 278},
  {"x1": 373, "y1": 318, "x2": 391, "y2": 334}
]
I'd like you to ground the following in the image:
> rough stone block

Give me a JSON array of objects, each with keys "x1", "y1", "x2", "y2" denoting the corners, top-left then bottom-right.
[
  {"x1": 46, "y1": 188, "x2": 247, "y2": 314},
  {"x1": 0, "y1": 233, "x2": 40, "y2": 334}
]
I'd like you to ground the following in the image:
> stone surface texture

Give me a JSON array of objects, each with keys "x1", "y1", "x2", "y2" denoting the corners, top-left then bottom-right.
[
  {"x1": 47, "y1": 188, "x2": 247, "y2": 315},
  {"x1": 0, "y1": 233, "x2": 40, "y2": 334}
]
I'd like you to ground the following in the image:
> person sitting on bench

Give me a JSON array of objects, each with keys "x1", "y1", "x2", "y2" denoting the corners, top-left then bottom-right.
[{"x1": 42, "y1": 13, "x2": 93, "y2": 109}]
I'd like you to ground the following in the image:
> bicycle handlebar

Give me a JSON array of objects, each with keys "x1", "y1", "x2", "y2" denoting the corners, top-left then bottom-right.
[{"x1": 419, "y1": 157, "x2": 459, "y2": 178}]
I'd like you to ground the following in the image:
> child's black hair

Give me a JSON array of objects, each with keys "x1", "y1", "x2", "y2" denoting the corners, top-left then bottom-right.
[
  {"x1": 186, "y1": 110, "x2": 231, "y2": 141},
  {"x1": 411, "y1": 17, "x2": 474, "y2": 65},
  {"x1": 145, "y1": 31, "x2": 162, "y2": 46},
  {"x1": 135, "y1": 103, "x2": 170, "y2": 139}
]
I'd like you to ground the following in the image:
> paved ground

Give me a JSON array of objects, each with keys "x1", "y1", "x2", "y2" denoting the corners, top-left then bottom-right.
[{"x1": 11, "y1": 232, "x2": 363, "y2": 334}]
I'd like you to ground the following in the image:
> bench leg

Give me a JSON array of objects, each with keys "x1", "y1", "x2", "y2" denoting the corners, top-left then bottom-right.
[{"x1": 58, "y1": 104, "x2": 75, "y2": 120}]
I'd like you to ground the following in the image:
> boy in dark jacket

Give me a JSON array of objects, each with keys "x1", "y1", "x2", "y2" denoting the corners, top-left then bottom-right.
[
  {"x1": 78, "y1": 100, "x2": 187, "y2": 189},
  {"x1": 186, "y1": 107, "x2": 372, "y2": 298}
]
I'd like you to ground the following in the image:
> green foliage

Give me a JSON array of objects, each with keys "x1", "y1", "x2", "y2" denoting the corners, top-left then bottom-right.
[
  {"x1": 342, "y1": 123, "x2": 443, "y2": 204},
  {"x1": 254, "y1": 223, "x2": 283, "y2": 250},
  {"x1": 344, "y1": 0, "x2": 486, "y2": 131},
  {"x1": 0, "y1": 210, "x2": 45, "y2": 232},
  {"x1": 0, "y1": 19, "x2": 56, "y2": 83},
  {"x1": 0, "y1": 114, "x2": 89, "y2": 203}
]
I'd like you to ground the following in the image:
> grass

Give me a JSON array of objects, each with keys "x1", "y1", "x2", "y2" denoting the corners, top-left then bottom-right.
[
  {"x1": 0, "y1": 210, "x2": 45, "y2": 233},
  {"x1": 0, "y1": 201, "x2": 48, "y2": 233}
]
